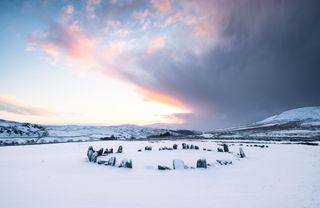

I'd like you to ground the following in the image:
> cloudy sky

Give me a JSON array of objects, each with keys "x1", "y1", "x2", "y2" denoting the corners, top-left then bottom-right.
[{"x1": 0, "y1": 0, "x2": 319, "y2": 130}]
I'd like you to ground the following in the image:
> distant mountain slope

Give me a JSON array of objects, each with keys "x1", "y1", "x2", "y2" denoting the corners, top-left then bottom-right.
[
  {"x1": 205, "y1": 107, "x2": 320, "y2": 141},
  {"x1": 0, "y1": 119, "x2": 197, "y2": 145},
  {"x1": 256, "y1": 107, "x2": 320, "y2": 125}
]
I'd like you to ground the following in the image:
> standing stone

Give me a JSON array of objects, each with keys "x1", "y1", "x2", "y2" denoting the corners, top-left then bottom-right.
[
  {"x1": 117, "y1": 146, "x2": 123, "y2": 153},
  {"x1": 182, "y1": 143, "x2": 187, "y2": 149},
  {"x1": 223, "y1": 144, "x2": 229, "y2": 152},
  {"x1": 87, "y1": 146, "x2": 94, "y2": 160},
  {"x1": 190, "y1": 144, "x2": 194, "y2": 149},
  {"x1": 239, "y1": 148, "x2": 246, "y2": 158},
  {"x1": 173, "y1": 160, "x2": 185, "y2": 170},
  {"x1": 196, "y1": 158, "x2": 207, "y2": 168},
  {"x1": 90, "y1": 151, "x2": 99, "y2": 163},
  {"x1": 173, "y1": 144, "x2": 178, "y2": 150},
  {"x1": 186, "y1": 144, "x2": 190, "y2": 149},
  {"x1": 97, "y1": 148, "x2": 104, "y2": 156},
  {"x1": 106, "y1": 157, "x2": 116, "y2": 166},
  {"x1": 119, "y1": 159, "x2": 132, "y2": 168},
  {"x1": 195, "y1": 145, "x2": 199, "y2": 150}
]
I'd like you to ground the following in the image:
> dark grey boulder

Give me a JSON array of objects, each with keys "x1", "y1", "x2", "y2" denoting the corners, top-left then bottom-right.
[
  {"x1": 104, "y1": 148, "x2": 114, "y2": 155},
  {"x1": 186, "y1": 144, "x2": 190, "y2": 149},
  {"x1": 195, "y1": 145, "x2": 199, "y2": 150},
  {"x1": 173, "y1": 144, "x2": 178, "y2": 150},
  {"x1": 223, "y1": 144, "x2": 229, "y2": 152},
  {"x1": 196, "y1": 158, "x2": 207, "y2": 168},
  {"x1": 217, "y1": 147, "x2": 223, "y2": 152},
  {"x1": 216, "y1": 160, "x2": 232, "y2": 165},
  {"x1": 117, "y1": 146, "x2": 123, "y2": 153},
  {"x1": 158, "y1": 165, "x2": 171, "y2": 170},
  {"x1": 119, "y1": 159, "x2": 132, "y2": 168},
  {"x1": 97, "y1": 148, "x2": 104, "y2": 156},
  {"x1": 190, "y1": 144, "x2": 194, "y2": 149},
  {"x1": 87, "y1": 146, "x2": 94, "y2": 161},
  {"x1": 239, "y1": 148, "x2": 246, "y2": 158},
  {"x1": 182, "y1": 143, "x2": 187, "y2": 149},
  {"x1": 145, "y1": 146, "x2": 152, "y2": 151}
]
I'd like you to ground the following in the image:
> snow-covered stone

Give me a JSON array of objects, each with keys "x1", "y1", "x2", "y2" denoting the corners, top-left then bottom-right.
[
  {"x1": 119, "y1": 159, "x2": 132, "y2": 168},
  {"x1": 90, "y1": 152, "x2": 99, "y2": 163},
  {"x1": 173, "y1": 160, "x2": 185, "y2": 170},
  {"x1": 106, "y1": 157, "x2": 116, "y2": 166},
  {"x1": 239, "y1": 148, "x2": 246, "y2": 158}
]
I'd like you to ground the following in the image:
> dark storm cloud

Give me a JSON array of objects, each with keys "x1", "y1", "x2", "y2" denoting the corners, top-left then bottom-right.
[{"x1": 135, "y1": 0, "x2": 320, "y2": 130}]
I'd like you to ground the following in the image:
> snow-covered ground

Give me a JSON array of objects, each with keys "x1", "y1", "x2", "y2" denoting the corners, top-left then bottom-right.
[{"x1": 0, "y1": 140, "x2": 319, "y2": 208}]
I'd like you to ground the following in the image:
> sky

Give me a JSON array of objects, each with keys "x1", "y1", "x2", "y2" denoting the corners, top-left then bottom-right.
[{"x1": 0, "y1": 0, "x2": 320, "y2": 130}]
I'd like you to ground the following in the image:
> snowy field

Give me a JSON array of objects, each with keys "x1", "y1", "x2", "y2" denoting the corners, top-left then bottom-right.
[{"x1": 0, "y1": 140, "x2": 319, "y2": 208}]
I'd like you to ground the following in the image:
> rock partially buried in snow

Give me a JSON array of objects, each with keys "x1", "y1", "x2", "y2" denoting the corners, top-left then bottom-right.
[
  {"x1": 173, "y1": 160, "x2": 185, "y2": 170},
  {"x1": 195, "y1": 145, "x2": 199, "y2": 150},
  {"x1": 216, "y1": 160, "x2": 232, "y2": 165},
  {"x1": 97, "y1": 157, "x2": 108, "y2": 165},
  {"x1": 105, "y1": 157, "x2": 116, "y2": 166},
  {"x1": 217, "y1": 147, "x2": 223, "y2": 152},
  {"x1": 196, "y1": 159, "x2": 207, "y2": 168},
  {"x1": 145, "y1": 146, "x2": 152, "y2": 151},
  {"x1": 173, "y1": 144, "x2": 178, "y2": 150},
  {"x1": 119, "y1": 159, "x2": 132, "y2": 168},
  {"x1": 158, "y1": 165, "x2": 171, "y2": 170},
  {"x1": 104, "y1": 148, "x2": 113, "y2": 155},
  {"x1": 239, "y1": 148, "x2": 246, "y2": 158}
]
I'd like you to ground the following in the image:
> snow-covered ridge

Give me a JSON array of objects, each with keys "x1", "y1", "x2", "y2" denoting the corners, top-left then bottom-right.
[
  {"x1": 205, "y1": 106, "x2": 320, "y2": 140},
  {"x1": 257, "y1": 106, "x2": 320, "y2": 124},
  {"x1": 0, "y1": 119, "x2": 197, "y2": 145}
]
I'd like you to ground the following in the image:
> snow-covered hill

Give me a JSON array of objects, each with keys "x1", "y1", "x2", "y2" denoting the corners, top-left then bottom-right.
[
  {"x1": 256, "y1": 106, "x2": 320, "y2": 125},
  {"x1": 0, "y1": 119, "x2": 197, "y2": 145},
  {"x1": 205, "y1": 106, "x2": 320, "y2": 141}
]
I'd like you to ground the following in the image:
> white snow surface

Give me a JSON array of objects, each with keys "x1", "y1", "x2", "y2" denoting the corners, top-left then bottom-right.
[
  {"x1": 0, "y1": 140, "x2": 319, "y2": 208},
  {"x1": 257, "y1": 106, "x2": 320, "y2": 124}
]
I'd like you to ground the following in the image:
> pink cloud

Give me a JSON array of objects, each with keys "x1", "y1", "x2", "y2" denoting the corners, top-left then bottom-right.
[
  {"x1": 29, "y1": 21, "x2": 97, "y2": 64},
  {"x1": 146, "y1": 37, "x2": 166, "y2": 55},
  {"x1": 151, "y1": 0, "x2": 172, "y2": 14},
  {"x1": 0, "y1": 96, "x2": 57, "y2": 116}
]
